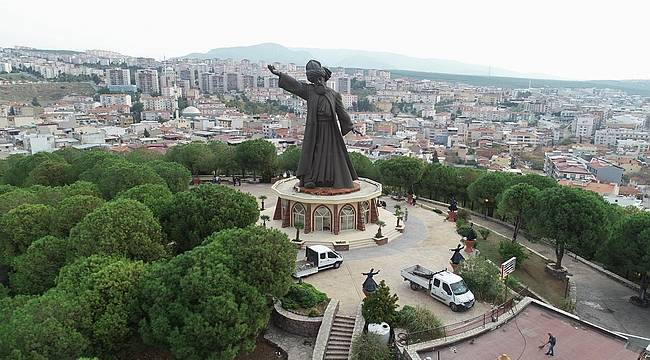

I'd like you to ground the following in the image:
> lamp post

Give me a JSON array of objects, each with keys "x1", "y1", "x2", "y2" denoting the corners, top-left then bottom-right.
[{"x1": 484, "y1": 198, "x2": 489, "y2": 219}]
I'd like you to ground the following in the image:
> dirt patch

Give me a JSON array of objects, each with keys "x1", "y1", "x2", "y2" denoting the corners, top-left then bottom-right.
[{"x1": 284, "y1": 299, "x2": 329, "y2": 317}]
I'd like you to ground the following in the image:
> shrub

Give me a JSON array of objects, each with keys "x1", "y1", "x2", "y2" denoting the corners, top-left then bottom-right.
[
  {"x1": 458, "y1": 257, "x2": 505, "y2": 304},
  {"x1": 362, "y1": 280, "x2": 399, "y2": 325},
  {"x1": 457, "y1": 208, "x2": 471, "y2": 222},
  {"x1": 395, "y1": 305, "x2": 443, "y2": 343},
  {"x1": 478, "y1": 228, "x2": 491, "y2": 240},
  {"x1": 350, "y1": 333, "x2": 391, "y2": 360},
  {"x1": 498, "y1": 240, "x2": 529, "y2": 266},
  {"x1": 457, "y1": 224, "x2": 472, "y2": 238},
  {"x1": 282, "y1": 283, "x2": 327, "y2": 310}
]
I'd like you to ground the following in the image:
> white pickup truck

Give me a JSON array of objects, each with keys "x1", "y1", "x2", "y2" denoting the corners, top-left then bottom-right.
[
  {"x1": 293, "y1": 245, "x2": 344, "y2": 278},
  {"x1": 401, "y1": 265, "x2": 475, "y2": 312}
]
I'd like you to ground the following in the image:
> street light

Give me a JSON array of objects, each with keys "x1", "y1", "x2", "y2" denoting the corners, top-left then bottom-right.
[{"x1": 484, "y1": 198, "x2": 489, "y2": 219}]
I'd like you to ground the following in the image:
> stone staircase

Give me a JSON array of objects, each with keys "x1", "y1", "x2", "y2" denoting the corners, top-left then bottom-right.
[{"x1": 323, "y1": 314, "x2": 356, "y2": 360}]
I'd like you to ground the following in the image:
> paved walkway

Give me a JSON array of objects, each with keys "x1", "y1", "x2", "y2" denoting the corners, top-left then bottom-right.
[
  {"x1": 242, "y1": 184, "x2": 490, "y2": 323},
  {"x1": 241, "y1": 183, "x2": 649, "y2": 337},
  {"x1": 424, "y1": 202, "x2": 650, "y2": 338}
]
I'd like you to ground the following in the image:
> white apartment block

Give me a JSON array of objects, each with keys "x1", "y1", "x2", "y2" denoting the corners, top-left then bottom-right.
[
  {"x1": 99, "y1": 93, "x2": 132, "y2": 107},
  {"x1": 594, "y1": 128, "x2": 650, "y2": 146},
  {"x1": 135, "y1": 69, "x2": 160, "y2": 94},
  {"x1": 341, "y1": 94, "x2": 357, "y2": 109},
  {"x1": 105, "y1": 68, "x2": 131, "y2": 86},
  {"x1": 1, "y1": 62, "x2": 12, "y2": 73},
  {"x1": 571, "y1": 116, "x2": 595, "y2": 140},
  {"x1": 141, "y1": 95, "x2": 177, "y2": 112}
]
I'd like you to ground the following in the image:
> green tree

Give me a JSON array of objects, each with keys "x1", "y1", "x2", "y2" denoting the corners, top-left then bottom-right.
[
  {"x1": 146, "y1": 160, "x2": 191, "y2": 193},
  {"x1": 62, "y1": 180, "x2": 102, "y2": 198},
  {"x1": 4, "y1": 152, "x2": 64, "y2": 186},
  {"x1": 0, "y1": 188, "x2": 37, "y2": 214},
  {"x1": 28, "y1": 184, "x2": 65, "y2": 206},
  {"x1": 376, "y1": 156, "x2": 425, "y2": 194},
  {"x1": 0, "y1": 204, "x2": 54, "y2": 263},
  {"x1": 528, "y1": 186, "x2": 608, "y2": 269},
  {"x1": 511, "y1": 173, "x2": 557, "y2": 190},
  {"x1": 54, "y1": 147, "x2": 84, "y2": 164},
  {"x1": 208, "y1": 141, "x2": 237, "y2": 176},
  {"x1": 54, "y1": 195, "x2": 105, "y2": 236},
  {"x1": 10, "y1": 236, "x2": 70, "y2": 295},
  {"x1": 235, "y1": 139, "x2": 277, "y2": 182},
  {"x1": 161, "y1": 185, "x2": 259, "y2": 253},
  {"x1": 117, "y1": 183, "x2": 173, "y2": 218},
  {"x1": 277, "y1": 145, "x2": 301, "y2": 174},
  {"x1": 0, "y1": 290, "x2": 90, "y2": 359},
  {"x1": 203, "y1": 227, "x2": 296, "y2": 298},
  {"x1": 496, "y1": 183, "x2": 539, "y2": 241},
  {"x1": 458, "y1": 256, "x2": 505, "y2": 303},
  {"x1": 55, "y1": 255, "x2": 146, "y2": 354},
  {"x1": 599, "y1": 213, "x2": 650, "y2": 303},
  {"x1": 467, "y1": 171, "x2": 513, "y2": 214},
  {"x1": 349, "y1": 152, "x2": 379, "y2": 180},
  {"x1": 165, "y1": 142, "x2": 215, "y2": 175},
  {"x1": 138, "y1": 244, "x2": 269, "y2": 360},
  {"x1": 362, "y1": 280, "x2": 399, "y2": 325},
  {"x1": 125, "y1": 147, "x2": 164, "y2": 164},
  {"x1": 25, "y1": 159, "x2": 73, "y2": 186},
  {"x1": 350, "y1": 333, "x2": 391, "y2": 360},
  {"x1": 80, "y1": 158, "x2": 165, "y2": 199},
  {"x1": 69, "y1": 198, "x2": 168, "y2": 261},
  {"x1": 70, "y1": 149, "x2": 120, "y2": 180}
]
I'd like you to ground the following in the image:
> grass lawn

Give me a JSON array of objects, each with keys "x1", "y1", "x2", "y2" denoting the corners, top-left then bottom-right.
[{"x1": 476, "y1": 230, "x2": 568, "y2": 308}]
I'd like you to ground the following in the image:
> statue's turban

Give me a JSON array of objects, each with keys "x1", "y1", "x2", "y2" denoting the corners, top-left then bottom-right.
[{"x1": 306, "y1": 59, "x2": 331, "y2": 83}]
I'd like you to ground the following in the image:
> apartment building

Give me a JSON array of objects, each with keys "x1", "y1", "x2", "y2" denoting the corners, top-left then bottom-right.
[
  {"x1": 105, "y1": 68, "x2": 131, "y2": 86},
  {"x1": 135, "y1": 69, "x2": 160, "y2": 94}
]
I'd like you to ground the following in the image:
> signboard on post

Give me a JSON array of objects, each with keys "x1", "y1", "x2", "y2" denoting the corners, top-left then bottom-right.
[{"x1": 500, "y1": 257, "x2": 516, "y2": 278}]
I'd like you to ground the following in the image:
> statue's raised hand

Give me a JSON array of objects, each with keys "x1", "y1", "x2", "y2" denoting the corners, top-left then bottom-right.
[{"x1": 268, "y1": 64, "x2": 280, "y2": 76}]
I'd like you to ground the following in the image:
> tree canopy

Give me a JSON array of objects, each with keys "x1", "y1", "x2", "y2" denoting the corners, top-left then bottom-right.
[
  {"x1": 235, "y1": 139, "x2": 277, "y2": 181},
  {"x1": 69, "y1": 198, "x2": 168, "y2": 262},
  {"x1": 165, "y1": 142, "x2": 215, "y2": 175},
  {"x1": 528, "y1": 186, "x2": 608, "y2": 268},
  {"x1": 349, "y1": 152, "x2": 379, "y2": 180},
  {"x1": 0, "y1": 204, "x2": 54, "y2": 263},
  {"x1": 80, "y1": 158, "x2": 165, "y2": 199},
  {"x1": 496, "y1": 183, "x2": 538, "y2": 241},
  {"x1": 138, "y1": 242, "x2": 269, "y2": 360},
  {"x1": 376, "y1": 156, "x2": 425, "y2": 193},
  {"x1": 277, "y1": 145, "x2": 301, "y2": 174},
  {"x1": 117, "y1": 183, "x2": 172, "y2": 218},
  {"x1": 161, "y1": 185, "x2": 259, "y2": 253},
  {"x1": 203, "y1": 227, "x2": 296, "y2": 298},
  {"x1": 54, "y1": 195, "x2": 105, "y2": 237},
  {"x1": 146, "y1": 160, "x2": 191, "y2": 193},
  {"x1": 10, "y1": 236, "x2": 70, "y2": 295}
]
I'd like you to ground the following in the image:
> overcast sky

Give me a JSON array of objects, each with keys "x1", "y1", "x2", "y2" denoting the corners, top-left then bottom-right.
[{"x1": 1, "y1": 0, "x2": 648, "y2": 80}]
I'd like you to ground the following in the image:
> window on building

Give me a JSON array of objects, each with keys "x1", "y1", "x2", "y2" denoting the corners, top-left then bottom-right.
[
  {"x1": 339, "y1": 205, "x2": 355, "y2": 231},
  {"x1": 292, "y1": 203, "x2": 305, "y2": 227},
  {"x1": 361, "y1": 201, "x2": 370, "y2": 225},
  {"x1": 314, "y1": 206, "x2": 331, "y2": 232}
]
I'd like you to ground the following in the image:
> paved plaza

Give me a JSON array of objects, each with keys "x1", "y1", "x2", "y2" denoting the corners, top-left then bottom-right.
[{"x1": 244, "y1": 183, "x2": 490, "y2": 324}]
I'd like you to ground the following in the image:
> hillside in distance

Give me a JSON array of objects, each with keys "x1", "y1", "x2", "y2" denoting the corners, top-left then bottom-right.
[
  {"x1": 391, "y1": 70, "x2": 650, "y2": 96},
  {"x1": 182, "y1": 43, "x2": 544, "y2": 78}
]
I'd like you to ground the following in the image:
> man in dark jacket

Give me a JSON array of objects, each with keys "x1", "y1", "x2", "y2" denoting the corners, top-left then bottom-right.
[{"x1": 539, "y1": 332, "x2": 557, "y2": 356}]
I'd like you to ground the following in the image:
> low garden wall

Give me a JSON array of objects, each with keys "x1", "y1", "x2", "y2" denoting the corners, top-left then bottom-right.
[{"x1": 272, "y1": 300, "x2": 324, "y2": 337}]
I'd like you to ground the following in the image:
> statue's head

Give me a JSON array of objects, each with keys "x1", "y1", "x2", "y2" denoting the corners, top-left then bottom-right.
[{"x1": 306, "y1": 59, "x2": 331, "y2": 85}]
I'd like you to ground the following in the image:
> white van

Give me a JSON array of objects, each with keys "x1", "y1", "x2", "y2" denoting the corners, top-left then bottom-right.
[{"x1": 401, "y1": 265, "x2": 475, "y2": 311}]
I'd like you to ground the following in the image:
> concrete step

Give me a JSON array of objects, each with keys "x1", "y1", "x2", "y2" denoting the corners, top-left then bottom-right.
[
  {"x1": 324, "y1": 349, "x2": 350, "y2": 357},
  {"x1": 330, "y1": 329, "x2": 353, "y2": 337},
  {"x1": 327, "y1": 338, "x2": 351, "y2": 346},
  {"x1": 332, "y1": 322, "x2": 354, "y2": 330},
  {"x1": 324, "y1": 355, "x2": 349, "y2": 360},
  {"x1": 335, "y1": 315, "x2": 356, "y2": 323}
]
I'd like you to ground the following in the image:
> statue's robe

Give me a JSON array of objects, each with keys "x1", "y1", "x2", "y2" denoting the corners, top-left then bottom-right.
[{"x1": 279, "y1": 73, "x2": 358, "y2": 188}]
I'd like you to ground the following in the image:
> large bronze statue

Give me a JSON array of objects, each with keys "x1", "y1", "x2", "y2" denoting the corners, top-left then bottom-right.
[{"x1": 268, "y1": 60, "x2": 359, "y2": 189}]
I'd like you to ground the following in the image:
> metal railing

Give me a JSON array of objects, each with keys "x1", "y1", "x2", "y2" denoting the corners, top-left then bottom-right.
[{"x1": 396, "y1": 298, "x2": 515, "y2": 347}]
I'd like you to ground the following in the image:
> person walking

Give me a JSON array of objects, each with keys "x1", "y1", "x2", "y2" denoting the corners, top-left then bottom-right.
[{"x1": 538, "y1": 332, "x2": 557, "y2": 356}]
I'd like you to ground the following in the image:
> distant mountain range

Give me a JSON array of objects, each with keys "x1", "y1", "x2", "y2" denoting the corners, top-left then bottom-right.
[{"x1": 183, "y1": 43, "x2": 549, "y2": 79}]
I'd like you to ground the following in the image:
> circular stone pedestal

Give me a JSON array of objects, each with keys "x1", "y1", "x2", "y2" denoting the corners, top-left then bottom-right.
[{"x1": 271, "y1": 177, "x2": 384, "y2": 242}]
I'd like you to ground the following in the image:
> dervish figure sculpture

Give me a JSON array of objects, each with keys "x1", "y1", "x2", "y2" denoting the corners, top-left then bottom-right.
[
  {"x1": 449, "y1": 244, "x2": 465, "y2": 265},
  {"x1": 268, "y1": 60, "x2": 360, "y2": 189},
  {"x1": 361, "y1": 268, "x2": 380, "y2": 296},
  {"x1": 448, "y1": 195, "x2": 458, "y2": 212}
]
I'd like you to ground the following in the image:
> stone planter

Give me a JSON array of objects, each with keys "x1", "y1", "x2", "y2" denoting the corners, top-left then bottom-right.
[
  {"x1": 291, "y1": 240, "x2": 305, "y2": 250},
  {"x1": 464, "y1": 239, "x2": 476, "y2": 253},
  {"x1": 333, "y1": 242, "x2": 349, "y2": 251},
  {"x1": 395, "y1": 224, "x2": 405, "y2": 233},
  {"x1": 545, "y1": 263, "x2": 568, "y2": 279},
  {"x1": 374, "y1": 237, "x2": 388, "y2": 246},
  {"x1": 271, "y1": 300, "x2": 324, "y2": 337},
  {"x1": 447, "y1": 211, "x2": 457, "y2": 222},
  {"x1": 450, "y1": 262, "x2": 460, "y2": 274}
]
